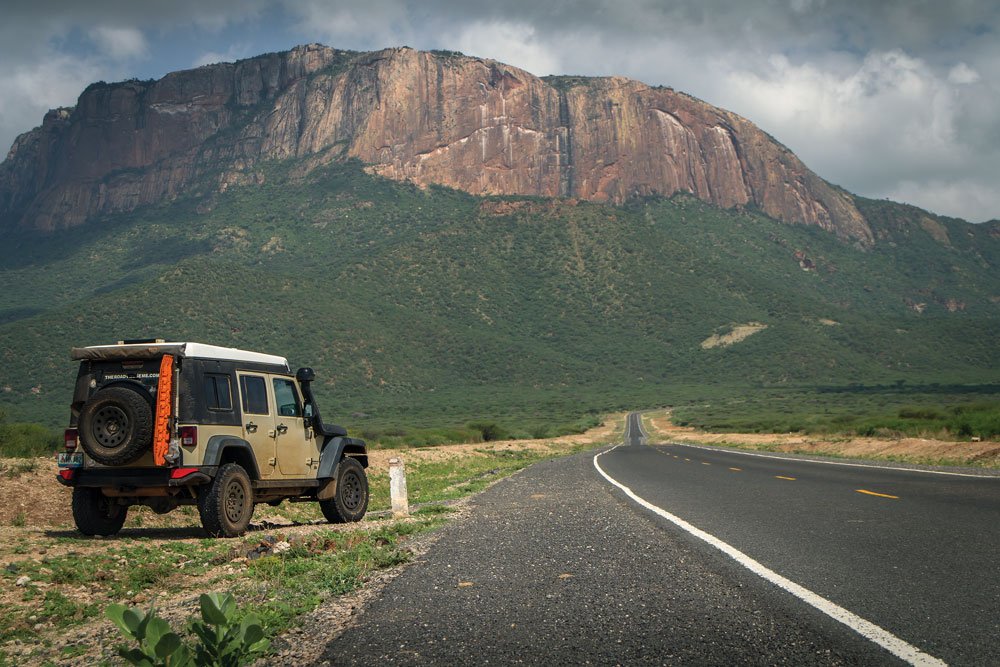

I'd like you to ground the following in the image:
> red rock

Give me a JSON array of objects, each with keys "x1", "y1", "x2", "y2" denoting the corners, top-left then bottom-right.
[{"x1": 0, "y1": 45, "x2": 872, "y2": 245}]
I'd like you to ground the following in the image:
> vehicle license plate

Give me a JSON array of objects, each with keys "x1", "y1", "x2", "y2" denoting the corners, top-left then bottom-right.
[{"x1": 56, "y1": 452, "x2": 84, "y2": 467}]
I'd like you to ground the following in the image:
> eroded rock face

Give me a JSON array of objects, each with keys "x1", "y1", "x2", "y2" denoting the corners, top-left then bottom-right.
[{"x1": 0, "y1": 44, "x2": 872, "y2": 244}]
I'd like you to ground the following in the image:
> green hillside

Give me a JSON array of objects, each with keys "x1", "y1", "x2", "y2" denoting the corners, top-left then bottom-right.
[{"x1": 0, "y1": 160, "x2": 997, "y2": 434}]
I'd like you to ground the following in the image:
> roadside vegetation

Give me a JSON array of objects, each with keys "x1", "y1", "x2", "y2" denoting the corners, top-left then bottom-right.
[
  {"x1": 0, "y1": 424, "x2": 614, "y2": 665},
  {"x1": 669, "y1": 385, "x2": 1000, "y2": 441}
]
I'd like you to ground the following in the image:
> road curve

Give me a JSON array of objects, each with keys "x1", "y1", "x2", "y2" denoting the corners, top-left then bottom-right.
[
  {"x1": 321, "y1": 445, "x2": 916, "y2": 664},
  {"x1": 595, "y1": 435, "x2": 1000, "y2": 666}
]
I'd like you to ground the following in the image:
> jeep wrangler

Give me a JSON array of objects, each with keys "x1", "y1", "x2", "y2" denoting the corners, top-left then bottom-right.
[{"x1": 56, "y1": 340, "x2": 369, "y2": 537}]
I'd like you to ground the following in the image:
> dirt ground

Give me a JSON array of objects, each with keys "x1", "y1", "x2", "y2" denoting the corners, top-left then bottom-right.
[
  {"x1": 645, "y1": 411, "x2": 1000, "y2": 467},
  {"x1": 0, "y1": 418, "x2": 621, "y2": 665},
  {"x1": 0, "y1": 418, "x2": 619, "y2": 530}
]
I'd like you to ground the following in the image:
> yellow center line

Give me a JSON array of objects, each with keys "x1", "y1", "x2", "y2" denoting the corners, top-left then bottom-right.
[
  {"x1": 857, "y1": 489, "x2": 899, "y2": 500},
  {"x1": 729, "y1": 467, "x2": 742, "y2": 472},
  {"x1": 775, "y1": 476, "x2": 796, "y2": 481}
]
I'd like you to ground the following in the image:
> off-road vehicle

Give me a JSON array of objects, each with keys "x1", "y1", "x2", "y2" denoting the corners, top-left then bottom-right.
[{"x1": 56, "y1": 340, "x2": 369, "y2": 537}]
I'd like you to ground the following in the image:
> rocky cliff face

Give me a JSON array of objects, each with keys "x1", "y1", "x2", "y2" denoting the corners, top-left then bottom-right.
[{"x1": 0, "y1": 44, "x2": 872, "y2": 244}]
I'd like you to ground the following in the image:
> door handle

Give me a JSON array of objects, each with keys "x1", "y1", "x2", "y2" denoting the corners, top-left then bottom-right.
[
  {"x1": 246, "y1": 422, "x2": 258, "y2": 433},
  {"x1": 276, "y1": 424, "x2": 288, "y2": 435}
]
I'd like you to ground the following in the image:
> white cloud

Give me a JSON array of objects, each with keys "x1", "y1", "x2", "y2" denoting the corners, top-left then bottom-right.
[
  {"x1": 88, "y1": 26, "x2": 148, "y2": 59},
  {"x1": 703, "y1": 49, "x2": 995, "y2": 217},
  {"x1": 947, "y1": 62, "x2": 980, "y2": 85},
  {"x1": 450, "y1": 21, "x2": 561, "y2": 76},
  {"x1": 193, "y1": 44, "x2": 253, "y2": 68},
  {"x1": 888, "y1": 180, "x2": 999, "y2": 223},
  {"x1": 289, "y1": 0, "x2": 412, "y2": 50},
  {"x1": 0, "y1": 55, "x2": 110, "y2": 154}
]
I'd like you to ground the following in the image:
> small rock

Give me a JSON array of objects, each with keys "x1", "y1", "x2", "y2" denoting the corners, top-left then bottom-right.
[
  {"x1": 273, "y1": 541, "x2": 291, "y2": 554},
  {"x1": 15, "y1": 575, "x2": 30, "y2": 587}
]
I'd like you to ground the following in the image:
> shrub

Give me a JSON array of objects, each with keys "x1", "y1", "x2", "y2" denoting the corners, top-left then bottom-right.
[
  {"x1": 107, "y1": 592, "x2": 269, "y2": 667},
  {"x1": 467, "y1": 421, "x2": 509, "y2": 442}
]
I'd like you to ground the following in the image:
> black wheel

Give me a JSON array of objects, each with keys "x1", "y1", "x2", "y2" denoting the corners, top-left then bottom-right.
[
  {"x1": 319, "y1": 458, "x2": 369, "y2": 523},
  {"x1": 198, "y1": 463, "x2": 254, "y2": 537},
  {"x1": 78, "y1": 386, "x2": 153, "y2": 466},
  {"x1": 72, "y1": 487, "x2": 128, "y2": 536}
]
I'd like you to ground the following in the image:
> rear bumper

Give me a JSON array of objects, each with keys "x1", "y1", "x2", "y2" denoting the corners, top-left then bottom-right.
[{"x1": 56, "y1": 467, "x2": 214, "y2": 488}]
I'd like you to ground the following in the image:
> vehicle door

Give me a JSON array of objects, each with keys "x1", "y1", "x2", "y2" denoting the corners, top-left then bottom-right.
[
  {"x1": 236, "y1": 373, "x2": 276, "y2": 479},
  {"x1": 270, "y1": 375, "x2": 319, "y2": 478}
]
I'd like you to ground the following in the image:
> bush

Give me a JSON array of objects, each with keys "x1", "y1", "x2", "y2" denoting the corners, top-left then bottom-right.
[
  {"x1": 0, "y1": 413, "x2": 61, "y2": 458},
  {"x1": 107, "y1": 592, "x2": 269, "y2": 666},
  {"x1": 467, "y1": 421, "x2": 509, "y2": 442}
]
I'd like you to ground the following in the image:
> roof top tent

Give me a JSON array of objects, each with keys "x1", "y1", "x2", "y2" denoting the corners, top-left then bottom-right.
[{"x1": 70, "y1": 341, "x2": 289, "y2": 371}]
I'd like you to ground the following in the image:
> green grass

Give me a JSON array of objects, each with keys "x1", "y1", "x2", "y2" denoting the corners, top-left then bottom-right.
[
  {"x1": 0, "y1": 429, "x2": 607, "y2": 663},
  {"x1": 235, "y1": 519, "x2": 441, "y2": 636}
]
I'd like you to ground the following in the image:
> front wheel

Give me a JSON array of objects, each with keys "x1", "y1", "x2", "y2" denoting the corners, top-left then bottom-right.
[
  {"x1": 198, "y1": 463, "x2": 254, "y2": 537},
  {"x1": 319, "y1": 458, "x2": 369, "y2": 523},
  {"x1": 72, "y1": 487, "x2": 128, "y2": 536}
]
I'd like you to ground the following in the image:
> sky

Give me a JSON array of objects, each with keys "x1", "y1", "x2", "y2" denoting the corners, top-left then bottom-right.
[{"x1": 2, "y1": 1, "x2": 998, "y2": 222}]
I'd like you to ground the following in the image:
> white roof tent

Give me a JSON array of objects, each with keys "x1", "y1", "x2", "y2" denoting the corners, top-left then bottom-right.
[{"x1": 70, "y1": 341, "x2": 289, "y2": 369}]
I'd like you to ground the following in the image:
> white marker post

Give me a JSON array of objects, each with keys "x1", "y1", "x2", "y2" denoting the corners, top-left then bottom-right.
[{"x1": 389, "y1": 457, "x2": 410, "y2": 518}]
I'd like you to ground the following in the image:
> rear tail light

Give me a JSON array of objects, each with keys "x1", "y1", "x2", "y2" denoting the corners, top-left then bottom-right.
[
  {"x1": 179, "y1": 426, "x2": 197, "y2": 447},
  {"x1": 58, "y1": 469, "x2": 75, "y2": 481},
  {"x1": 64, "y1": 428, "x2": 79, "y2": 451}
]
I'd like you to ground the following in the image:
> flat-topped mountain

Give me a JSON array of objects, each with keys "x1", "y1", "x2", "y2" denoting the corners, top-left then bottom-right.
[{"x1": 1, "y1": 44, "x2": 869, "y2": 243}]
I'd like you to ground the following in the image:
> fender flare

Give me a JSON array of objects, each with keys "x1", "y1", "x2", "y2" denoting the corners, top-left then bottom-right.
[
  {"x1": 318, "y1": 436, "x2": 368, "y2": 479},
  {"x1": 203, "y1": 435, "x2": 262, "y2": 480}
]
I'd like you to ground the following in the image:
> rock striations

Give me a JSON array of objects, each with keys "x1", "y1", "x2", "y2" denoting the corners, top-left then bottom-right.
[{"x1": 0, "y1": 44, "x2": 872, "y2": 244}]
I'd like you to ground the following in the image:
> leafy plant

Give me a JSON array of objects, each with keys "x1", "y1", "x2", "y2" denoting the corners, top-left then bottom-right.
[{"x1": 107, "y1": 593, "x2": 269, "y2": 667}]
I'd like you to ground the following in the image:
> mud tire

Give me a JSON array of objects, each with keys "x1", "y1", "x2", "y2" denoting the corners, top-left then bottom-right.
[
  {"x1": 319, "y1": 458, "x2": 369, "y2": 523},
  {"x1": 72, "y1": 487, "x2": 128, "y2": 536},
  {"x1": 198, "y1": 463, "x2": 254, "y2": 537}
]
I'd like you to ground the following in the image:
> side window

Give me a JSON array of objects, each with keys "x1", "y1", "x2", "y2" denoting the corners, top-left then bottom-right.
[
  {"x1": 203, "y1": 374, "x2": 233, "y2": 411},
  {"x1": 272, "y1": 378, "x2": 302, "y2": 418},
  {"x1": 239, "y1": 375, "x2": 269, "y2": 415}
]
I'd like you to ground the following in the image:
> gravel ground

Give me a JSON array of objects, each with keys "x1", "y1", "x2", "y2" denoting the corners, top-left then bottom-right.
[{"x1": 316, "y1": 447, "x2": 899, "y2": 666}]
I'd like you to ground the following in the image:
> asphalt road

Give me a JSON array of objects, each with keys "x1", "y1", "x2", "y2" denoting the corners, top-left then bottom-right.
[
  {"x1": 596, "y1": 422, "x2": 1000, "y2": 666},
  {"x1": 318, "y1": 413, "x2": 1000, "y2": 665}
]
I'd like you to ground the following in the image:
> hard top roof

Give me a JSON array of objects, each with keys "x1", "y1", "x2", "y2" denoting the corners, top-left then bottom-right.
[{"x1": 70, "y1": 342, "x2": 289, "y2": 369}]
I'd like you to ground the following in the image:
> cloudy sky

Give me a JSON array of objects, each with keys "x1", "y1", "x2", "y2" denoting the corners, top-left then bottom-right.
[{"x1": 2, "y1": 0, "x2": 998, "y2": 222}]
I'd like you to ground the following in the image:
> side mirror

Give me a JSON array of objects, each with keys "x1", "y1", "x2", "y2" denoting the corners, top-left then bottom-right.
[{"x1": 304, "y1": 404, "x2": 314, "y2": 419}]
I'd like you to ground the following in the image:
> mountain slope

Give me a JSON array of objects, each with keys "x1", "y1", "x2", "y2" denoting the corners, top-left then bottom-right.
[
  {"x1": 1, "y1": 44, "x2": 868, "y2": 243},
  {"x1": 0, "y1": 160, "x2": 996, "y2": 429}
]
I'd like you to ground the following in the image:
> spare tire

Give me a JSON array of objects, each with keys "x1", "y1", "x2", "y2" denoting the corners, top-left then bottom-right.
[{"x1": 78, "y1": 385, "x2": 154, "y2": 466}]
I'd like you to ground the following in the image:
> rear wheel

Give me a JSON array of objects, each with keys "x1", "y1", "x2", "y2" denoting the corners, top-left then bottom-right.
[
  {"x1": 72, "y1": 487, "x2": 128, "y2": 536},
  {"x1": 198, "y1": 463, "x2": 254, "y2": 537},
  {"x1": 319, "y1": 458, "x2": 369, "y2": 523}
]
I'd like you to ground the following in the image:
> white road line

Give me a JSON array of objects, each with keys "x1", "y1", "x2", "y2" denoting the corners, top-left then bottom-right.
[
  {"x1": 665, "y1": 442, "x2": 996, "y2": 479},
  {"x1": 593, "y1": 446, "x2": 947, "y2": 667},
  {"x1": 624, "y1": 412, "x2": 648, "y2": 445}
]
